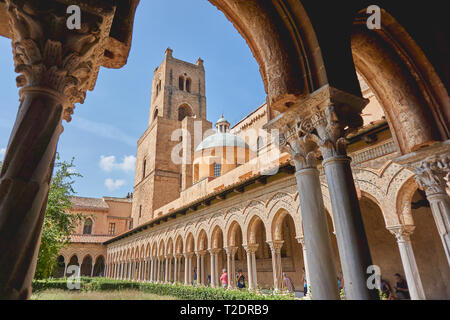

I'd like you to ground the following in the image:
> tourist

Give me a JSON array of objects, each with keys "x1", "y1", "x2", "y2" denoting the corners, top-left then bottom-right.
[
  {"x1": 282, "y1": 272, "x2": 295, "y2": 293},
  {"x1": 207, "y1": 274, "x2": 211, "y2": 286},
  {"x1": 193, "y1": 267, "x2": 197, "y2": 286},
  {"x1": 302, "y1": 267, "x2": 308, "y2": 296},
  {"x1": 380, "y1": 277, "x2": 393, "y2": 300},
  {"x1": 220, "y1": 269, "x2": 228, "y2": 288},
  {"x1": 394, "y1": 273, "x2": 410, "y2": 300},
  {"x1": 237, "y1": 270, "x2": 246, "y2": 289}
]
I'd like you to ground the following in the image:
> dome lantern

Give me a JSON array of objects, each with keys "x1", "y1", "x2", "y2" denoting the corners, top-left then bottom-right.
[{"x1": 215, "y1": 114, "x2": 230, "y2": 133}]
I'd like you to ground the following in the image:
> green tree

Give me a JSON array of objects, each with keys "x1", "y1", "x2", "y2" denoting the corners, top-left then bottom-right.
[{"x1": 34, "y1": 154, "x2": 88, "y2": 279}]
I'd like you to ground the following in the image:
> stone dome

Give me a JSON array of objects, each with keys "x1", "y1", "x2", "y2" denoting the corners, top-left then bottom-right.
[{"x1": 195, "y1": 132, "x2": 249, "y2": 151}]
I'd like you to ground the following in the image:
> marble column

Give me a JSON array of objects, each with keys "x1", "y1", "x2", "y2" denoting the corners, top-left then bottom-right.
[
  {"x1": 214, "y1": 251, "x2": 220, "y2": 286},
  {"x1": 244, "y1": 245, "x2": 257, "y2": 290},
  {"x1": 230, "y1": 247, "x2": 237, "y2": 288},
  {"x1": 196, "y1": 252, "x2": 201, "y2": 286},
  {"x1": 188, "y1": 254, "x2": 193, "y2": 285},
  {"x1": 414, "y1": 156, "x2": 450, "y2": 265},
  {"x1": 200, "y1": 252, "x2": 206, "y2": 286},
  {"x1": 174, "y1": 256, "x2": 178, "y2": 283},
  {"x1": 184, "y1": 253, "x2": 189, "y2": 285},
  {"x1": 165, "y1": 256, "x2": 169, "y2": 283},
  {"x1": 281, "y1": 131, "x2": 339, "y2": 299},
  {"x1": 314, "y1": 105, "x2": 377, "y2": 300},
  {"x1": 268, "y1": 241, "x2": 283, "y2": 291},
  {"x1": 209, "y1": 249, "x2": 216, "y2": 287},
  {"x1": 0, "y1": 0, "x2": 116, "y2": 299},
  {"x1": 225, "y1": 247, "x2": 233, "y2": 288},
  {"x1": 297, "y1": 237, "x2": 312, "y2": 295},
  {"x1": 388, "y1": 225, "x2": 426, "y2": 300}
]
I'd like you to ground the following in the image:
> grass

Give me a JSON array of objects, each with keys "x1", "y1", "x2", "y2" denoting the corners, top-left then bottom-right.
[{"x1": 31, "y1": 289, "x2": 179, "y2": 300}]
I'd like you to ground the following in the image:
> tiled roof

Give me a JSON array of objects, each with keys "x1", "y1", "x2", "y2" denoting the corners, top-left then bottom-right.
[
  {"x1": 70, "y1": 196, "x2": 109, "y2": 211},
  {"x1": 70, "y1": 234, "x2": 113, "y2": 243}
]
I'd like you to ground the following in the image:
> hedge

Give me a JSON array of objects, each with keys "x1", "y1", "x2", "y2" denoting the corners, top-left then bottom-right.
[{"x1": 32, "y1": 278, "x2": 296, "y2": 300}]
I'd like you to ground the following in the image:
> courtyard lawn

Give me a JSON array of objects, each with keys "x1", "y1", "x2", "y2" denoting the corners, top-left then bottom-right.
[{"x1": 31, "y1": 289, "x2": 179, "y2": 300}]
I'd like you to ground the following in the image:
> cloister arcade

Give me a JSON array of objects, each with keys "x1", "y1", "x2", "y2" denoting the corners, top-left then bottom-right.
[
  {"x1": 105, "y1": 161, "x2": 449, "y2": 299},
  {"x1": 0, "y1": 0, "x2": 448, "y2": 300},
  {"x1": 55, "y1": 254, "x2": 106, "y2": 278}
]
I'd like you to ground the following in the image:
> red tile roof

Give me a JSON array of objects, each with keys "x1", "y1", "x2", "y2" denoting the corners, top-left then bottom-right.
[{"x1": 70, "y1": 234, "x2": 113, "y2": 243}]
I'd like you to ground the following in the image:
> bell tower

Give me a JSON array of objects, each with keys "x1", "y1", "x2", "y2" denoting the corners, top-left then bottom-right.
[{"x1": 131, "y1": 49, "x2": 212, "y2": 226}]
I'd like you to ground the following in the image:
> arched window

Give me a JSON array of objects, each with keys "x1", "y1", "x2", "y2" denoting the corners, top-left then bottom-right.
[
  {"x1": 213, "y1": 163, "x2": 221, "y2": 177},
  {"x1": 256, "y1": 136, "x2": 264, "y2": 156},
  {"x1": 186, "y1": 78, "x2": 191, "y2": 93},
  {"x1": 83, "y1": 218, "x2": 93, "y2": 235},
  {"x1": 179, "y1": 76, "x2": 184, "y2": 91},
  {"x1": 153, "y1": 109, "x2": 159, "y2": 120},
  {"x1": 178, "y1": 105, "x2": 193, "y2": 121}
]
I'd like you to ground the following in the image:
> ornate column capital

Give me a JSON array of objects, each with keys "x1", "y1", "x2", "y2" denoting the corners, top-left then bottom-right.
[
  {"x1": 267, "y1": 240, "x2": 284, "y2": 253},
  {"x1": 243, "y1": 243, "x2": 259, "y2": 253},
  {"x1": 224, "y1": 246, "x2": 238, "y2": 256},
  {"x1": 387, "y1": 225, "x2": 416, "y2": 242},
  {"x1": 296, "y1": 236, "x2": 305, "y2": 247},
  {"x1": 414, "y1": 156, "x2": 449, "y2": 197},
  {"x1": 280, "y1": 126, "x2": 321, "y2": 170},
  {"x1": 6, "y1": 0, "x2": 116, "y2": 121}
]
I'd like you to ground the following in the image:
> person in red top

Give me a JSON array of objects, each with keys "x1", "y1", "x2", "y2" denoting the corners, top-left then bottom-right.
[{"x1": 220, "y1": 269, "x2": 228, "y2": 288}]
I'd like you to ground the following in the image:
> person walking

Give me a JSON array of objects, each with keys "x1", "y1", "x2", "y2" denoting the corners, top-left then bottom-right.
[
  {"x1": 220, "y1": 269, "x2": 228, "y2": 288},
  {"x1": 282, "y1": 272, "x2": 295, "y2": 293}
]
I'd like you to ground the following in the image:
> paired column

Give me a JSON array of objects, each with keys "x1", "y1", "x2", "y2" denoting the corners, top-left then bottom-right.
[
  {"x1": 184, "y1": 253, "x2": 189, "y2": 285},
  {"x1": 314, "y1": 105, "x2": 378, "y2": 300},
  {"x1": 414, "y1": 156, "x2": 450, "y2": 265},
  {"x1": 282, "y1": 131, "x2": 339, "y2": 299},
  {"x1": 165, "y1": 256, "x2": 169, "y2": 283},
  {"x1": 268, "y1": 241, "x2": 284, "y2": 291},
  {"x1": 225, "y1": 247, "x2": 237, "y2": 288},
  {"x1": 388, "y1": 225, "x2": 426, "y2": 300},
  {"x1": 244, "y1": 244, "x2": 258, "y2": 290}
]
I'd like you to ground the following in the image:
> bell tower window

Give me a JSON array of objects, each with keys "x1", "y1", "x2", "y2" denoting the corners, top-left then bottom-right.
[{"x1": 179, "y1": 76, "x2": 185, "y2": 90}]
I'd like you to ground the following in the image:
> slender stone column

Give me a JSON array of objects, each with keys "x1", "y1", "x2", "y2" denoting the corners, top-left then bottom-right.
[
  {"x1": 313, "y1": 105, "x2": 377, "y2": 300},
  {"x1": 414, "y1": 156, "x2": 450, "y2": 265},
  {"x1": 268, "y1": 241, "x2": 283, "y2": 291},
  {"x1": 225, "y1": 247, "x2": 232, "y2": 288},
  {"x1": 214, "y1": 251, "x2": 220, "y2": 286},
  {"x1": 188, "y1": 254, "x2": 193, "y2": 285},
  {"x1": 209, "y1": 249, "x2": 216, "y2": 287},
  {"x1": 243, "y1": 245, "x2": 255, "y2": 290},
  {"x1": 196, "y1": 252, "x2": 201, "y2": 286},
  {"x1": 251, "y1": 249, "x2": 258, "y2": 289},
  {"x1": 388, "y1": 225, "x2": 426, "y2": 300},
  {"x1": 280, "y1": 131, "x2": 339, "y2": 299},
  {"x1": 297, "y1": 237, "x2": 312, "y2": 295},
  {"x1": 174, "y1": 256, "x2": 178, "y2": 283},
  {"x1": 64, "y1": 263, "x2": 68, "y2": 278},
  {"x1": 90, "y1": 264, "x2": 94, "y2": 278},
  {"x1": 229, "y1": 247, "x2": 237, "y2": 288},
  {"x1": 184, "y1": 254, "x2": 189, "y2": 285},
  {"x1": 0, "y1": 0, "x2": 116, "y2": 300},
  {"x1": 165, "y1": 256, "x2": 169, "y2": 283}
]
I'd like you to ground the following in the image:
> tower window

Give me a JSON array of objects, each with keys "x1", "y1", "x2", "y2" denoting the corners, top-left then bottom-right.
[
  {"x1": 257, "y1": 136, "x2": 264, "y2": 156},
  {"x1": 83, "y1": 218, "x2": 93, "y2": 235},
  {"x1": 143, "y1": 160, "x2": 147, "y2": 180},
  {"x1": 179, "y1": 76, "x2": 184, "y2": 91},
  {"x1": 139, "y1": 205, "x2": 142, "y2": 218},
  {"x1": 178, "y1": 105, "x2": 193, "y2": 121},
  {"x1": 186, "y1": 78, "x2": 191, "y2": 93},
  {"x1": 153, "y1": 109, "x2": 159, "y2": 121},
  {"x1": 214, "y1": 163, "x2": 221, "y2": 178}
]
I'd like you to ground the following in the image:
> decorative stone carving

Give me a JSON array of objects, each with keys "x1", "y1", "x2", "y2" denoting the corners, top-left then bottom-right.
[
  {"x1": 414, "y1": 156, "x2": 449, "y2": 197},
  {"x1": 7, "y1": 0, "x2": 115, "y2": 121}
]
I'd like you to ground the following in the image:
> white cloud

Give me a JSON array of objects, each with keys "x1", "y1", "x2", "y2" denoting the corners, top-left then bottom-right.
[
  {"x1": 0, "y1": 148, "x2": 5, "y2": 160},
  {"x1": 105, "y1": 179, "x2": 125, "y2": 191},
  {"x1": 71, "y1": 116, "x2": 137, "y2": 147},
  {"x1": 99, "y1": 155, "x2": 136, "y2": 173}
]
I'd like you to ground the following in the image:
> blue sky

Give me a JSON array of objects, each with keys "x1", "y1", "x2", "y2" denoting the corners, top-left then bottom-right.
[{"x1": 0, "y1": 1, "x2": 265, "y2": 198}]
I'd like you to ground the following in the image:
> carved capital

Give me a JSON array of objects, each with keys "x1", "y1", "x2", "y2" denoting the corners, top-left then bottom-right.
[
  {"x1": 267, "y1": 240, "x2": 284, "y2": 253},
  {"x1": 281, "y1": 124, "x2": 321, "y2": 170},
  {"x1": 387, "y1": 225, "x2": 416, "y2": 242},
  {"x1": 224, "y1": 246, "x2": 238, "y2": 256},
  {"x1": 414, "y1": 156, "x2": 449, "y2": 197},
  {"x1": 243, "y1": 244, "x2": 259, "y2": 254},
  {"x1": 6, "y1": 0, "x2": 116, "y2": 121}
]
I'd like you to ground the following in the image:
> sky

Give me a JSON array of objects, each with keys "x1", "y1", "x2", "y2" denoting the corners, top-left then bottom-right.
[{"x1": 0, "y1": 1, "x2": 265, "y2": 198}]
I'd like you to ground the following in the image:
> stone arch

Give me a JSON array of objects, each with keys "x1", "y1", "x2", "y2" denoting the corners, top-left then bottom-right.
[
  {"x1": 246, "y1": 214, "x2": 268, "y2": 244},
  {"x1": 175, "y1": 235, "x2": 184, "y2": 255},
  {"x1": 185, "y1": 233, "x2": 195, "y2": 253},
  {"x1": 210, "y1": 225, "x2": 224, "y2": 250},
  {"x1": 178, "y1": 103, "x2": 193, "y2": 121},
  {"x1": 80, "y1": 254, "x2": 93, "y2": 276},
  {"x1": 197, "y1": 229, "x2": 208, "y2": 251},
  {"x1": 226, "y1": 220, "x2": 243, "y2": 247},
  {"x1": 208, "y1": 0, "x2": 327, "y2": 109},
  {"x1": 93, "y1": 255, "x2": 105, "y2": 277},
  {"x1": 267, "y1": 199, "x2": 302, "y2": 239},
  {"x1": 395, "y1": 176, "x2": 419, "y2": 227},
  {"x1": 270, "y1": 208, "x2": 300, "y2": 242},
  {"x1": 166, "y1": 237, "x2": 174, "y2": 256},
  {"x1": 158, "y1": 240, "x2": 165, "y2": 257},
  {"x1": 351, "y1": 9, "x2": 449, "y2": 154}
]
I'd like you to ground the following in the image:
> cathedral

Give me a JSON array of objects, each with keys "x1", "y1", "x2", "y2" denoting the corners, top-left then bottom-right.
[
  {"x1": 60, "y1": 50, "x2": 449, "y2": 300},
  {"x1": 0, "y1": 1, "x2": 448, "y2": 301}
]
